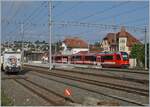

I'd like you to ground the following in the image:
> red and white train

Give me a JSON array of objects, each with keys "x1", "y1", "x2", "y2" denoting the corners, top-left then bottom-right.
[{"x1": 52, "y1": 51, "x2": 130, "y2": 68}]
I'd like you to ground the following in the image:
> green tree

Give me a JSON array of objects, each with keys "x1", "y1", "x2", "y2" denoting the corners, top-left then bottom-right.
[
  {"x1": 94, "y1": 41, "x2": 100, "y2": 47},
  {"x1": 130, "y1": 44, "x2": 149, "y2": 68}
]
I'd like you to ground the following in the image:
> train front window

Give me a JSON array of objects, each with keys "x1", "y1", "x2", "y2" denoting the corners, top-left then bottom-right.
[
  {"x1": 102, "y1": 55, "x2": 113, "y2": 60},
  {"x1": 121, "y1": 52, "x2": 128, "y2": 60}
]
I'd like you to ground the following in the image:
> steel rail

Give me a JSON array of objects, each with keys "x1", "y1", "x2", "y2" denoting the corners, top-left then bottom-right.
[
  {"x1": 14, "y1": 78, "x2": 75, "y2": 106},
  {"x1": 28, "y1": 67, "x2": 148, "y2": 96},
  {"x1": 23, "y1": 64, "x2": 149, "y2": 85},
  {"x1": 28, "y1": 69, "x2": 147, "y2": 106}
]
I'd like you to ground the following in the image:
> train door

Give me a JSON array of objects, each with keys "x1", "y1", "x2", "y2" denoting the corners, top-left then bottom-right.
[
  {"x1": 71, "y1": 55, "x2": 83, "y2": 64},
  {"x1": 96, "y1": 55, "x2": 101, "y2": 66},
  {"x1": 101, "y1": 55, "x2": 114, "y2": 68},
  {"x1": 84, "y1": 55, "x2": 96, "y2": 65},
  {"x1": 62, "y1": 56, "x2": 68, "y2": 63},
  {"x1": 77, "y1": 55, "x2": 83, "y2": 64},
  {"x1": 115, "y1": 54, "x2": 122, "y2": 67}
]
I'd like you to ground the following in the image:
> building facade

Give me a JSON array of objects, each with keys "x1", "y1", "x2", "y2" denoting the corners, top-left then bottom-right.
[
  {"x1": 61, "y1": 37, "x2": 89, "y2": 55},
  {"x1": 101, "y1": 27, "x2": 142, "y2": 54}
]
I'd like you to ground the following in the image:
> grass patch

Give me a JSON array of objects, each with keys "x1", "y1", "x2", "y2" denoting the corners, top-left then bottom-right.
[{"x1": 1, "y1": 90, "x2": 13, "y2": 106}]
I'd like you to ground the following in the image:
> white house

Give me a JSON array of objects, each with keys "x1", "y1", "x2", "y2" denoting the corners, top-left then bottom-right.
[{"x1": 61, "y1": 37, "x2": 89, "y2": 55}]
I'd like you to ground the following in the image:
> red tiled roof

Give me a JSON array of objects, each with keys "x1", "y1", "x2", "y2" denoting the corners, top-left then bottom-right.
[
  {"x1": 63, "y1": 37, "x2": 88, "y2": 48},
  {"x1": 104, "y1": 33, "x2": 116, "y2": 45}
]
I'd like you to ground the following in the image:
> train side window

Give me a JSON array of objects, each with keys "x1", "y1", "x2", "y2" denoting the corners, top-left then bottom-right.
[
  {"x1": 85, "y1": 56, "x2": 96, "y2": 61},
  {"x1": 72, "y1": 56, "x2": 75, "y2": 61},
  {"x1": 116, "y1": 54, "x2": 121, "y2": 60},
  {"x1": 75, "y1": 56, "x2": 81, "y2": 61}
]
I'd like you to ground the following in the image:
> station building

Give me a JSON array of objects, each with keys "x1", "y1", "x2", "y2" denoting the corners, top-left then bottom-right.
[{"x1": 101, "y1": 26, "x2": 142, "y2": 54}]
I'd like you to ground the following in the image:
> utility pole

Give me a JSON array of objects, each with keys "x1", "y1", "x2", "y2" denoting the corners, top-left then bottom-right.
[
  {"x1": 21, "y1": 23, "x2": 24, "y2": 65},
  {"x1": 144, "y1": 26, "x2": 148, "y2": 70},
  {"x1": 48, "y1": 1, "x2": 52, "y2": 70}
]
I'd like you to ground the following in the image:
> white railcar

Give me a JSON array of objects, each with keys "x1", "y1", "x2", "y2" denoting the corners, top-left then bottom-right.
[{"x1": 1, "y1": 52, "x2": 22, "y2": 73}]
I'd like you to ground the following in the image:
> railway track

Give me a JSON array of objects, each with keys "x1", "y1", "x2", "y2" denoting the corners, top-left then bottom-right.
[
  {"x1": 2, "y1": 76, "x2": 27, "y2": 80},
  {"x1": 54, "y1": 68, "x2": 149, "y2": 85},
  {"x1": 13, "y1": 78, "x2": 75, "y2": 106},
  {"x1": 27, "y1": 67, "x2": 148, "y2": 96},
  {"x1": 24, "y1": 64, "x2": 149, "y2": 85},
  {"x1": 75, "y1": 66, "x2": 149, "y2": 74},
  {"x1": 29, "y1": 70, "x2": 147, "y2": 106},
  {"x1": 24, "y1": 65, "x2": 149, "y2": 84},
  {"x1": 23, "y1": 65, "x2": 148, "y2": 106},
  {"x1": 23, "y1": 63, "x2": 149, "y2": 74}
]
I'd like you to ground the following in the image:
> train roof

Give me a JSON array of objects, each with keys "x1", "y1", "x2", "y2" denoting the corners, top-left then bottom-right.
[
  {"x1": 53, "y1": 54, "x2": 70, "y2": 57},
  {"x1": 96, "y1": 51, "x2": 128, "y2": 55},
  {"x1": 72, "y1": 51, "x2": 97, "y2": 56},
  {"x1": 3, "y1": 51, "x2": 21, "y2": 54}
]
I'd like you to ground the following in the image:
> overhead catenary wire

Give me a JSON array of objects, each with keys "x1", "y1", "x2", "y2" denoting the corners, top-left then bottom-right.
[
  {"x1": 3, "y1": 19, "x2": 146, "y2": 33},
  {"x1": 52, "y1": 2, "x2": 62, "y2": 9},
  {"x1": 23, "y1": 1, "x2": 61, "y2": 32},
  {"x1": 121, "y1": 17, "x2": 148, "y2": 25},
  {"x1": 2, "y1": 1, "x2": 148, "y2": 43},
  {"x1": 76, "y1": 1, "x2": 130, "y2": 22},
  {"x1": 90, "y1": 4, "x2": 149, "y2": 23},
  {"x1": 6, "y1": 1, "x2": 47, "y2": 36},
  {"x1": 54, "y1": 1, "x2": 82, "y2": 19},
  {"x1": 7, "y1": 1, "x2": 15, "y2": 19}
]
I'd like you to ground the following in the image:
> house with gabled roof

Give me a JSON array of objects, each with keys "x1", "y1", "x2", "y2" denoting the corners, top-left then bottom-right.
[
  {"x1": 61, "y1": 37, "x2": 89, "y2": 55},
  {"x1": 101, "y1": 26, "x2": 142, "y2": 54}
]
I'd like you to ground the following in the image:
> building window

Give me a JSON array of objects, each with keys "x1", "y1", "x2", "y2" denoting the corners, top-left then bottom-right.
[
  {"x1": 120, "y1": 39, "x2": 125, "y2": 43},
  {"x1": 112, "y1": 39, "x2": 114, "y2": 43},
  {"x1": 120, "y1": 46, "x2": 125, "y2": 51},
  {"x1": 105, "y1": 41, "x2": 107, "y2": 45}
]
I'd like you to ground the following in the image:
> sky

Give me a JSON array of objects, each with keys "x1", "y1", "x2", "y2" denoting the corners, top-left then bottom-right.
[{"x1": 1, "y1": 0, "x2": 149, "y2": 44}]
